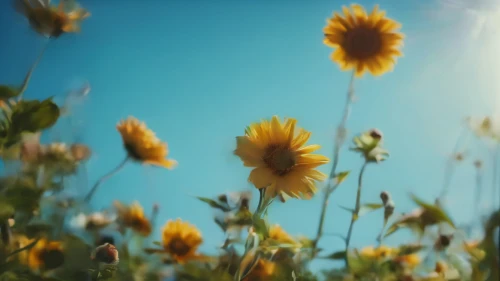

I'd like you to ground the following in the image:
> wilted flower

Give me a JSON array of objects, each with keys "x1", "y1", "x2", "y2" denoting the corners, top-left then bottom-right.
[
  {"x1": 13, "y1": 0, "x2": 90, "y2": 38},
  {"x1": 114, "y1": 201, "x2": 152, "y2": 236},
  {"x1": 26, "y1": 238, "x2": 64, "y2": 271},
  {"x1": 234, "y1": 116, "x2": 330, "y2": 200},
  {"x1": 323, "y1": 4, "x2": 404, "y2": 77},
  {"x1": 160, "y1": 219, "x2": 203, "y2": 264},
  {"x1": 117, "y1": 117, "x2": 177, "y2": 169},
  {"x1": 91, "y1": 243, "x2": 119, "y2": 265},
  {"x1": 351, "y1": 129, "x2": 389, "y2": 163}
]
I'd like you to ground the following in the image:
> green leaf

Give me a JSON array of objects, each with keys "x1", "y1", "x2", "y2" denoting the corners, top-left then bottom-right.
[
  {"x1": 0, "y1": 85, "x2": 20, "y2": 100},
  {"x1": 334, "y1": 171, "x2": 350, "y2": 185},
  {"x1": 410, "y1": 194, "x2": 455, "y2": 227},
  {"x1": 338, "y1": 205, "x2": 354, "y2": 214},
  {"x1": 252, "y1": 217, "x2": 269, "y2": 240},
  {"x1": 195, "y1": 196, "x2": 231, "y2": 212},
  {"x1": 358, "y1": 203, "x2": 384, "y2": 217},
  {"x1": 9, "y1": 98, "x2": 60, "y2": 134},
  {"x1": 24, "y1": 223, "x2": 52, "y2": 238},
  {"x1": 321, "y1": 250, "x2": 346, "y2": 260},
  {"x1": 4, "y1": 184, "x2": 43, "y2": 213},
  {"x1": 0, "y1": 199, "x2": 14, "y2": 221},
  {"x1": 152, "y1": 241, "x2": 162, "y2": 246}
]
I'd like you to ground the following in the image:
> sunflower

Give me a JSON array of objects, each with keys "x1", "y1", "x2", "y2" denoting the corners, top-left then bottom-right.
[
  {"x1": 26, "y1": 238, "x2": 64, "y2": 271},
  {"x1": 114, "y1": 201, "x2": 152, "y2": 236},
  {"x1": 242, "y1": 259, "x2": 276, "y2": 281},
  {"x1": 323, "y1": 4, "x2": 404, "y2": 77},
  {"x1": 359, "y1": 245, "x2": 397, "y2": 260},
  {"x1": 394, "y1": 253, "x2": 421, "y2": 269},
  {"x1": 234, "y1": 116, "x2": 329, "y2": 199},
  {"x1": 14, "y1": 0, "x2": 90, "y2": 38},
  {"x1": 116, "y1": 117, "x2": 177, "y2": 169},
  {"x1": 161, "y1": 219, "x2": 203, "y2": 264}
]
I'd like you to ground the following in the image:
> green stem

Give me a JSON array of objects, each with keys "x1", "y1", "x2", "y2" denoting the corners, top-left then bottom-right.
[
  {"x1": 438, "y1": 126, "x2": 470, "y2": 202},
  {"x1": 312, "y1": 71, "x2": 355, "y2": 254},
  {"x1": 84, "y1": 156, "x2": 129, "y2": 203},
  {"x1": 344, "y1": 161, "x2": 369, "y2": 268},
  {"x1": 18, "y1": 41, "x2": 50, "y2": 101}
]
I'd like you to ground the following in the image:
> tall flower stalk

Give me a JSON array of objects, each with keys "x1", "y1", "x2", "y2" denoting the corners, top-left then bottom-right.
[
  {"x1": 313, "y1": 3, "x2": 404, "y2": 256},
  {"x1": 84, "y1": 156, "x2": 129, "y2": 203}
]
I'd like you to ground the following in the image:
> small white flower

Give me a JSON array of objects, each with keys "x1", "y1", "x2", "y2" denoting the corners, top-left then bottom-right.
[{"x1": 70, "y1": 212, "x2": 116, "y2": 230}]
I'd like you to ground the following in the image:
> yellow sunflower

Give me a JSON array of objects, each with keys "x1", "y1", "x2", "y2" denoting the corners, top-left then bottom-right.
[
  {"x1": 26, "y1": 238, "x2": 64, "y2": 271},
  {"x1": 394, "y1": 253, "x2": 421, "y2": 269},
  {"x1": 234, "y1": 116, "x2": 329, "y2": 199},
  {"x1": 161, "y1": 219, "x2": 203, "y2": 264},
  {"x1": 114, "y1": 201, "x2": 152, "y2": 236},
  {"x1": 14, "y1": 0, "x2": 90, "y2": 38},
  {"x1": 359, "y1": 245, "x2": 397, "y2": 260},
  {"x1": 242, "y1": 259, "x2": 276, "y2": 281},
  {"x1": 116, "y1": 117, "x2": 177, "y2": 169},
  {"x1": 323, "y1": 4, "x2": 404, "y2": 77}
]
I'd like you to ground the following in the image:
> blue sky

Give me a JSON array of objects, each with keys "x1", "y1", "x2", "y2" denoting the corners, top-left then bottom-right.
[{"x1": 1, "y1": 0, "x2": 499, "y2": 272}]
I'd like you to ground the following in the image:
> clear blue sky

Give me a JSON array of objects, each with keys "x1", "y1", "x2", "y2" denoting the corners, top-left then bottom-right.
[{"x1": 1, "y1": 0, "x2": 499, "y2": 272}]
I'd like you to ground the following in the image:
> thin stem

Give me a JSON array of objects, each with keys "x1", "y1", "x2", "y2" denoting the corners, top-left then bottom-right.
[
  {"x1": 472, "y1": 164, "x2": 483, "y2": 234},
  {"x1": 18, "y1": 41, "x2": 50, "y2": 101},
  {"x1": 345, "y1": 161, "x2": 369, "y2": 268},
  {"x1": 84, "y1": 156, "x2": 129, "y2": 203},
  {"x1": 492, "y1": 146, "x2": 499, "y2": 212},
  {"x1": 438, "y1": 126, "x2": 470, "y2": 202},
  {"x1": 312, "y1": 71, "x2": 355, "y2": 254}
]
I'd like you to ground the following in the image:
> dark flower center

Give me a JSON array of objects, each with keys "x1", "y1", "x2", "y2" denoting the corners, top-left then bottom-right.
[
  {"x1": 344, "y1": 27, "x2": 382, "y2": 59},
  {"x1": 124, "y1": 143, "x2": 143, "y2": 161},
  {"x1": 168, "y1": 238, "x2": 192, "y2": 257},
  {"x1": 40, "y1": 249, "x2": 65, "y2": 270},
  {"x1": 263, "y1": 145, "x2": 296, "y2": 176}
]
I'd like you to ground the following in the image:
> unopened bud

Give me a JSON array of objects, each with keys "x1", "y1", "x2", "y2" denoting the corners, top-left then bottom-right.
[
  {"x1": 369, "y1": 129, "x2": 383, "y2": 140},
  {"x1": 70, "y1": 144, "x2": 92, "y2": 162},
  {"x1": 380, "y1": 191, "x2": 390, "y2": 205},
  {"x1": 474, "y1": 160, "x2": 482, "y2": 169},
  {"x1": 217, "y1": 194, "x2": 228, "y2": 204},
  {"x1": 153, "y1": 203, "x2": 160, "y2": 212},
  {"x1": 91, "y1": 243, "x2": 119, "y2": 265}
]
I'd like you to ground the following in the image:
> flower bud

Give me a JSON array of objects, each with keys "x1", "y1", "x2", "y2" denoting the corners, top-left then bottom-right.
[
  {"x1": 91, "y1": 243, "x2": 119, "y2": 265},
  {"x1": 369, "y1": 129, "x2": 383, "y2": 140},
  {"x1": 70, "y1": 144, "x2": 92, "y2": 162},
  {"x1": 474, "y1": 160, "x2": 482, "y2": 169},
  {"x1": 217, "y1": 194, "x2": 228, "y2": 204},
  {"x1": 380, "y1": 191, "x2": 390, "y2": 205}
]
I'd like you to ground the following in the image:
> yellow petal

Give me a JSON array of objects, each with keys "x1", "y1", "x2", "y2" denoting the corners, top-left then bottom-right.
[{"x1": 249, "y1": 167, "x2": 275, "y2": 189}]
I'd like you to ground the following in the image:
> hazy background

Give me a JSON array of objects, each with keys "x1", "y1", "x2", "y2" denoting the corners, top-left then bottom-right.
[{"x1": 1, "y1": 0, "x2": 499, "y2": 272}]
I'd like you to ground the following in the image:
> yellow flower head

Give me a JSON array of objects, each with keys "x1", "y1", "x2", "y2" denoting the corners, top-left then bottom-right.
[
  {"x1": 242, "y1": 259, "x2": 276, "y2": 281},
  {"x1": 117, "y1": 117, "x2": 177, "y2": 169},
  {"x1": 323, "y1": 4, "x2": 404, "y2": 77},
  {"x1": 435, "y1": 261, "x2": 448, "y2": 274},
  {"x1": 161, "y1": 218, "x2": 203, "y2": 264},
  {"x1": 234, "y1": 116, "x2": 329, "y2": 199},
  {"x1": 360, "y1": 245, "x2": 396, "y2": 260},
  {"x1": 114, "y1": 201, "x2": 152, "y2": 236},
  {"x1": 394, "y1": 253, "x2": 421, "y2": 268},
  {"x1": 268, "y1": 224, "x2": 297, "y2": 245},
  {"x1": 14, "y1": 0, "x2": 90, "y2": 38},
  {"x1": 27, "y1": 238, "x2": 64, "y2": 271}
]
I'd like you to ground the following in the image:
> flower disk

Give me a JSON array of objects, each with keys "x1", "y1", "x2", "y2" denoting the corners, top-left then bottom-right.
[
  {"x1": 234, "y1": 116, "x2": 329, "y2": 199},
  {"x1": 162, "y1": 219, "x2": 203, "y2": 264},
  {"x1": 27, "y1": 238, "x2": 64, "y2": 271},
  {"x1": 323, "y1": 4, "x2": 404, "y2": 77},
  {"x1": 116, "y1": 117, "x2": 177, "y2": 169}
]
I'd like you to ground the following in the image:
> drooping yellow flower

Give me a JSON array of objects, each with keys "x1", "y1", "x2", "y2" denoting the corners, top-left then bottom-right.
[
  {"x1": 323, "y1": 4, "x2": 404, "y2": 77},
  {"x1": 359, "y1": 245, "x2": 397, "y2": 260},
  {"x1": 234, "y1": 116, "x2": 329, "y2": 199},
  {"x1": 14, "y1": 0, "x2": 90, "y2": 38},
  {"x1": 117, "y1": 117, "x2": 177, "y2": 169},
  {"x1": 268, "y1": 225, "x2": 297, "y2": 245},
  {"x1": 114, "y1": 201, "x2": 152, "y2": 236},
  {"x1": 26, "y1": 238, "x2": 64, "y2": 271},
  {"x1": 242, "y1": 259, "x2": 276, "y2": 281},
  {"x1": 161, "y1": 219, "x2": 203, "y2": 264}
]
